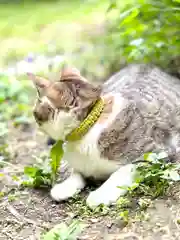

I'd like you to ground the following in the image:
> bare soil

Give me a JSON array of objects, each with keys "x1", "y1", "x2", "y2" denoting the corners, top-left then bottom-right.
[{"x1": 1, "y1": 124, "x2": 180, "y2": 240}]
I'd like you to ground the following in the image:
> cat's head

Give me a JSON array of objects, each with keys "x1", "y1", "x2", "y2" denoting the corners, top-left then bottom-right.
[{"x1": 28, "y1": 67, "x2": 101, "y2": 141}]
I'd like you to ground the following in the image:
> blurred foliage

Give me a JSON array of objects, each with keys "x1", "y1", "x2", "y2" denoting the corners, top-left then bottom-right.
[
  {"x1": 87, "y1": 0, "x2": 180, "y2": 79},
  {"x1": 0, "y1": 0, "x2": 108, "y2": 67},
  {"x1": 0, "y1": 0, "x2": 59, "y2": 3},
  {"x1": 0, "y1": 0, "x2": 179, "y2": 81},
  {"x1": 0, "y1": 74, "x2": 32, "y2": 138}
]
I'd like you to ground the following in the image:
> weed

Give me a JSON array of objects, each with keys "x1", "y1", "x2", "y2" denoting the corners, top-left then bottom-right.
[
  {"x1": 50, "y1": 140, "x2": 64, "y2": 184},
  {"x1": 117, "y1": 197, "x2": 131, "y2": 208},
  {"x1": 138, "y1": 198, "x2": 152, "y2": 210},
  {"x1": 42, "y1": 220, "x2": 85, "y2": 240},
  {"x1": 119, "y1": 210, "x2": 129, "y2": 224},
  {"x1": 120, "y1": 152, "x2": 180, "y2": 198},
  {"x1": 22, "y1": 155, "x2": 54, "y2": 188},
  {"x1": 0, "y1": 123, "x2": 9, "y2": 138},
  {"x1": 22, "y1": 140, "x2": 64, "y2": 187},
  {"x1": 0, "y1": 144, "x2": 10, "y2": 162},
  {"x1": 134, "y1": 210, "x2": 150, "y2": 222},
  {"x1": 0, "y1": 73, "x2": 32, "y2": 142}
]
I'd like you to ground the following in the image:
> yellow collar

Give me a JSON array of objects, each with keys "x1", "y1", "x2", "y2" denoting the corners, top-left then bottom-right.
[{"x1": 65, "y1": 98, "x2": 104, "y2": 142}]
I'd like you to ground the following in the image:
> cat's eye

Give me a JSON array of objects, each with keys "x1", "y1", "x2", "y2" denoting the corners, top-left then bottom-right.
[
  {"x1": 36, "y1": 88, "x2": 41, "y2": 97},
  {"x1": 37, "y1": 97, "x2": 42, "y2": 104}
]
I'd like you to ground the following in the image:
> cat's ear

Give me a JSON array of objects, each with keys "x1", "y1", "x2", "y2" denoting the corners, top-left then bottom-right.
[
  {"x1": 60, "y1": 66, "x2": 81, "y2": 81},
  {"x1": 60, "y1": 66, "x2": 101, "y2": 106},
  {"x1": 27, "y1": 73, "x2": 50, "y2": 94}
]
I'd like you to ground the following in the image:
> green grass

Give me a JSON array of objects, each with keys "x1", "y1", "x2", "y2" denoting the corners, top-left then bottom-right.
[
  {"x1": 0, "y1": 0, "x2": 108, "y2": 38},
  {"x1": 0, "y1": 0, "x2": 109, "y2": 65}
]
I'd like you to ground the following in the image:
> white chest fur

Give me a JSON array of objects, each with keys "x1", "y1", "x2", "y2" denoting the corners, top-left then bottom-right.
[{"x1": 64, "y1": 93, "x2": 127, "y2": 180}]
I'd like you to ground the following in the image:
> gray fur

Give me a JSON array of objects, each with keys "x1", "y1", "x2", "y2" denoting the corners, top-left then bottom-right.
[{"x1": 98, "y1": 64, "x2": 180, "y2": 163}]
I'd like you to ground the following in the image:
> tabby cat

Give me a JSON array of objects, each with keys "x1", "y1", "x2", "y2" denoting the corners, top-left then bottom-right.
[{"x1": 28, "y1": 64, "x2": 180, "y2": 209}]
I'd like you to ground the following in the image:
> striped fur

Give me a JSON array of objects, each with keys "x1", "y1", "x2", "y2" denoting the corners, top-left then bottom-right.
[{"x1": 99, "y1": 64, "x2": 180, "y2": 163}]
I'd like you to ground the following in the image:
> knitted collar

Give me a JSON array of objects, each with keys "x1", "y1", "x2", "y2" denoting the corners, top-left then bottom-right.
[{"x1": 65, "y1": 98, "x2": 104, "y2": 142}]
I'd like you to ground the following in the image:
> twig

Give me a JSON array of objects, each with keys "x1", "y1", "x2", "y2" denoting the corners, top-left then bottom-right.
[
  {"x1": 104, "y1": 232, "x2": 143, "y2": 240},
  {"x1": 6, "y1": 203, "x2": 49, "y2": 229},
  {"x1": 0, "y1": 160, "x2": 19, "y2": 168},
  {"x1": 6, "y1": 203, "x2": 37, "y2": 225},
  {"x1": 2, "y1": 231, "x2": 14, "y2": 240}
]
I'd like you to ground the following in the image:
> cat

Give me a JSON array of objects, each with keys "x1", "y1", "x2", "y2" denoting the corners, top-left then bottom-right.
[{"x1": 28, "y1": 64, "x2": 180, "y2": 209}]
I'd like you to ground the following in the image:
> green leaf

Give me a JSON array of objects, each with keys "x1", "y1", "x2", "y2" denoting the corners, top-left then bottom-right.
[
  {"x1": 43, "y1": 221, "x2": 85, "y2": 240},
  {"x1": 157, "y1": 152, "x2": 168, "y2": 160},
  {"x1": 120, "y1": 210, "x2": 129, "y2": 223},
  {"x1": 22, "y1": 140, "x2": 64, "y2": 188},
  {"x1": 143, "y1": 152, "x2": 158, "y2": 163},
  {"x1": 66, "y1": 220, "x2": 85, "y2": 239},
  {"x1": 43, "y1": 224, "x2": 62, "y2": 240},
  {"x1": 106, "y1": 1, "x2": 117, "y2": 13},
  {"x1": 162, "y1": 169, "x2": 180, "y2": 181},
  {"x1": 119, "y1": 8, "x2": 140, "y2": 26},
  {"x1": 117, "y1": 185, "x2": 129, "y2": 190},
  {"x1": 50, "y1": 140, "x2": 64, "y2": 183},
  {"x1": 24, "y1": 166, "x2": 38, "y2": 177}
]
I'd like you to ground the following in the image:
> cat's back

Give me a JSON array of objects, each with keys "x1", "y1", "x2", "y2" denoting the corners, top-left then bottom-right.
[
  {"x1": 98, "y1": 64, "x2": 180, "y2": 162},
  {"x1": 102, "y1": 64, "x2": 180, "y2": 107}
]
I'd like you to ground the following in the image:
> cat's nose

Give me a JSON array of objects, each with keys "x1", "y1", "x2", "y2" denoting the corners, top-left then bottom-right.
[{"x1": 33, "y1": 104, "x2": 52, "y2": 123}]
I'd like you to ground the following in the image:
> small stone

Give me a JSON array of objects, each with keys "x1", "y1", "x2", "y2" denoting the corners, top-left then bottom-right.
[
  {"x1": 155, "y1": 222, "x2": 162, "y2": 227},
  {"x1": 106, "y1": 222, "x2": 113, "y2": 228},
  {"x1": 115, "y1": 217, "x2": 128, "y2": 229},
  {"x1": 90, "y1": 218, "x2": 99, "y2": 223},
  {"x1": 67, "y1": 212, "x2": 75, "y2": 218}
]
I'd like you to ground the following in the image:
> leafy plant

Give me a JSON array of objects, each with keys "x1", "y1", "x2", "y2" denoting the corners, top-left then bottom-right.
[
  {"x1": 120, "y1": 152, "x2": 180, "y2": 198},
  {"x1": 0, "y1": 74, "x2": 30, "y2": 104},
  {"x1": 22, "y1": 164, "x2": 52, "y2": 188},
  {"x1": 50, "y1": 140, "x2": 64, "y2": 184},
  {"x1": 0, "y1": 73, "x2": 32, "y2": 136},
  {"x1": 22, "y1": 140, "x2": 64, "y2": 187},
  {"x1": 119, "y1": 210, "x2": 129, "y2": 224},
  {"x1": 42, "y1": 220, "x2": 85, "y2": 240},
  {"x1": 0, "y1": 122, "x2": 9, "y2": 137},
  {"x1": 89, "y1": 0, "x2": 180, "y2": 78},
  {"x1": 0, "y1": 144, "x2": 10, "y2": 162}
]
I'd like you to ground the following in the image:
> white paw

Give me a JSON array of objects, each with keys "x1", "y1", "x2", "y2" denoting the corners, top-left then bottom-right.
[
  {"x1": 86, "y1": 188, "x2": 120, "y2": 209},
  {"x1": 50, "y1": 173, "x2": 86, "y2": 202},
  {"x1": 86, "y1": 164, "x2": 135, "y2": 209},
  {"x1": 50, "y1": 183, "x2": 80, "y2": 202}
]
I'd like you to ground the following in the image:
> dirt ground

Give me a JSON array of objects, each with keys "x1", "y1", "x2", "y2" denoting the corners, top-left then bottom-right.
[{"x1": 1, "y1": 124, "x2": 180, "y2": 240}]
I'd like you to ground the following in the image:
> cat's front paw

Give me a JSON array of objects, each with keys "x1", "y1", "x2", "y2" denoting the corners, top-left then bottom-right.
[
  {"x1": 50, "y1": 183, "x2": 79, "y2": 202},
  {"x1": 86, "y1": 189, "x2": 118, "y2": 209},
  {"x1": 50, "y1": 173, "x2": 86, "y2": 202}
]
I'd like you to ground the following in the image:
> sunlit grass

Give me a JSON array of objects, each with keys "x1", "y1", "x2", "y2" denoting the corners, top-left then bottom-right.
[
  {"x1": 0, "y1": 0, "x2": 109, "y2": 65},
  {"x1": 0, "y1": 0, "x2": 108, "y2": 38}
]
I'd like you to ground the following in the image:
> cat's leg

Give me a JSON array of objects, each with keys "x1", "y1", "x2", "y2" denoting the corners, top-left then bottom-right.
[
  {"x1": 86, "y1": 164, "x2": 135, "y2": 209},
  {"x1": 51, "y1": 172, "x2": 86, "y2": 201}
]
